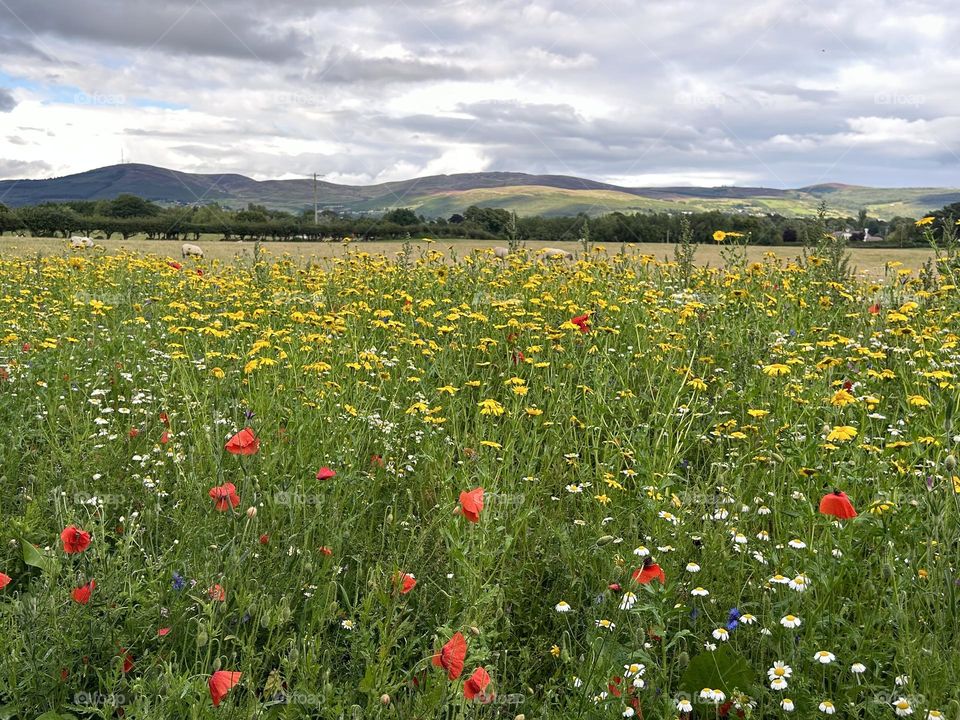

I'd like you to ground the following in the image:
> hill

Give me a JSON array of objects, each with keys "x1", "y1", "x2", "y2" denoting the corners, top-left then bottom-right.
[{"x1": 1, "y1": 163, "x2": 957, "y2": 219}]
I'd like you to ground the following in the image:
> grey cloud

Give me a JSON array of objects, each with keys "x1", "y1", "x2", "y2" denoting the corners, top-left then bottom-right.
[
  {"x1": 0, "y1": 159, "x2": 52, "y2": 179},
  {"x1": 0, "y1": 88, "x2": 16, "y2": 112},
  {"x1": 304, "y1": 47, "x2": 475, "y2": 85},
  {"x1": 0, "y1": 0, "x2": 306, "y2": 62}
]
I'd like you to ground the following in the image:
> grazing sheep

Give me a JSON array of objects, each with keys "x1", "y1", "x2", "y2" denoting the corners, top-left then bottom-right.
[
  {"x1": 69, "y1": 236, "x2": 94, "y2": 249},
  {"x1": 493, "y1": 246, "x2": 511, "y2": 259},
  {"x1": 540, "y1": 247, "x2": 574, "y2": 260},
  {"x1": 181, "y1": 243, "x2": 204, "y2": 259}
]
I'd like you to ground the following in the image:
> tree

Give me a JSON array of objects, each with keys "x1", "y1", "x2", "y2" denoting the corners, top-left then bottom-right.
[
  {"x1": 382, "y1": 208, "x2": 420, "y2": 226},
  {"x1": 16, "y1": 204, "x2": 79, "y2": 237},
  {"x1": 105, "y1": 194, "x2": 160, "y2": 218}
]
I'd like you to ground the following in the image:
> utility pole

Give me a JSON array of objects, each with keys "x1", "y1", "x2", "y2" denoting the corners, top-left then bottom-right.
[{"x1": 313, "y1": 173, "x2": 318, "y2": 224}]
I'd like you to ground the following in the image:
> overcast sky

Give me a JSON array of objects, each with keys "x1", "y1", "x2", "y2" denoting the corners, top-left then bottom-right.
[{"x1": 1, "y1": 0, "x2": 958, "y2": 188}]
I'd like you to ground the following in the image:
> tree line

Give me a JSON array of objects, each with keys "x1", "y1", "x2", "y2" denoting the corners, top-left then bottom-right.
[{"x1": 0, "y1": 193, "x2": 950, "y2": 246}]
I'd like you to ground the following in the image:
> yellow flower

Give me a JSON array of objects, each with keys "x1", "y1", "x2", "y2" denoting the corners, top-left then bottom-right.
[
  {"x1": 747, "y1": 409, "x2": 769, "y2": 419},
  {"x1": 869, "y1": 499, "x2": 895, "y2": 515},
  {"x1": 480, "y1": 440, "x2": 502, "y2": 449},
  {"x1": 762, "y1": 363, "x2": 790, "y2": 377},
  {"x1": 211, "y1": 367, "x2": 225, "y2": 379},
  {"x1": 712, "y1": 231, "x2": 727, "y2": 243},
  {"x1": 550, "y1": 645, "x2": 561, "y2": 658},
  {"x1": 830, "y1": 389, "x2": 856, "y2": 407},
  {"x1": 826, "y1": 425, "x2": 858, "y2": 442},
  {"x1": 687, "y1": 377, "x2": 708, "y2": 391},
  {"x1": 915, "y1": 216, "x2": 935, "y2": 227},
  {"x1": 478, "y1": 398, "x2": 505, "y2": 416},
  {"x1": 594, "y1": 494, "x2": 611, "y2": 505},
  {"x1": 907, "y1": 394, "x2": 930, "y2": 407}
]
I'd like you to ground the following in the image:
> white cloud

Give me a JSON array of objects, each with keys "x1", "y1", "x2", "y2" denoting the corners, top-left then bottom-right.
[{"x1": 1, "y1": 0, "x2": 959, "y2": 187}]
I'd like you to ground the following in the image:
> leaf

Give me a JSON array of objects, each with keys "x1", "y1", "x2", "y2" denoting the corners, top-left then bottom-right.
[
  {"x1": 20, "y1": 538, "x2": 56, "y2": 573},
  {"x1": 679, "y1": 644, "x2": 755, "y2": 697}
]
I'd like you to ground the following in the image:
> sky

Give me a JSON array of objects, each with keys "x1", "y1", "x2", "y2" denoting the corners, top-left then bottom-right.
[{"x1": 0, "y1": 0, "x2": 958, "y2": 188}]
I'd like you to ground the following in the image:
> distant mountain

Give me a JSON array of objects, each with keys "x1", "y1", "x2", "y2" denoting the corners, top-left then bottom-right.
[{"x1": 1, "y1": 163, "x2": 957, "y2": 219}]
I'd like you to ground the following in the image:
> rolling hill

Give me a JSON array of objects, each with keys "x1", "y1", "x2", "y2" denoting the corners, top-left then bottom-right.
[{"x1": 1, "y1": 163, "x2": 957, "y2": 219}]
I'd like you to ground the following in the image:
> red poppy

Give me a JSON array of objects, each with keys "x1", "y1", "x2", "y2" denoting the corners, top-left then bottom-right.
[
  {"x1": 196, "y1": 269, "x2": 204, "y2": 276},
  {"x1": 570, "y1": 313, "x2": 591, "y2": 333},
  {"x1": 168, "y1": 261, "x2": 182, "y2": 270},
  {"x1": 316, "y1": 466, "x2": 336, "y2": 481},
  {"x1": 608, "y1": 676, "x2": 623, "y2": 698},
  {"x1": 21, "y1": 343, "x2": 30, "y2": 352},
  {"x1": 209, "y1": 482, "x2": 240, "y2": 511},
  {"x1": 463, "y1": 667, "x2": 492, "y2": 701},
  {"x1": 0, "y1": 572, "x2": 11, "y2": 589},
  {"x1": 459, "y1": 488, "x2": 484, "y2": 523},
  {"x1": 128, "y1": 427, "x2": 140, "y2": 439},
  {"x1": 370, "y1": 454, "x2": 384, "y2": 468},
  {"x1": 61, "y1": 525, "x2": 92, "y2": 554},
  {"x1": 59, "y1": 668, "x2": 69, "y2": 682},
  {"x1": 120, "y1": 649, "x2": 134, "y2": 673},
  {"x1": 396, "y1": 572, "x2": 417, "y2": 594},
  {"x1": 160, "y1": 430, "x2": 170, "y2": 444},
  {"x1": 632, "y1": 558, "x2": 666, "y2": 585},
  {"x1": 512, "y1": 350, "x2": 525, "y2": 365},
  {"x1": 158, "y1": 627, "x2": 171, "y2": 637},
  {"x1": 608, "y1": 583, "x2": 621, "y2": 592},
  {"x1": 868, "y1": 303, "x2": 881, "y2": 315},
  {"x1": 819, "y1": 490, "x2": 857, "y2": 520},
  {"x1": 431, "y1": 631, "x2": 467, "y2": 680},
  {"x1": 71, "y1": 579, "x2": 96, "y2": 604},
  {"x1": 208, "y1": 670, "x2": 242, "y2": 707},
  {"x1": 842, "y1": 380, "x2": 853, "y2": 391},
  {"x1": 319, "y1": 546, "x2": 333, "y2": 556},
  {"x1": 208, "y1": 584, "x2": 226, "y2": 602},
  {"x1": 259, "y1": 534, "x2": 270, "y2": 545},
  {"x1": 159, "y1": 412, "x2": 170, "y2": 426},
  {"x1": 225, "y1": 427, "x2": 259, "y2": 455}
]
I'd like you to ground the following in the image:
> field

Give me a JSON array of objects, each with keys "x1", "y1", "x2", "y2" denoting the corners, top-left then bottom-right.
[
  {"x1": 0, "y1": 235, "x2": 940, "y2": 277},
  {"x1": 0, "y1": 242, "x2": 959, "y2": 719}
]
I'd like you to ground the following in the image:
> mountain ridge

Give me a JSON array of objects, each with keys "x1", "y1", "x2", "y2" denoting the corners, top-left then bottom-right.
[{"x1": 1, "y1": 163, "x2": 957, "y2": 218}]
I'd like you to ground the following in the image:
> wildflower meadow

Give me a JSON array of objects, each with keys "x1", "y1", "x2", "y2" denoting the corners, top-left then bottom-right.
[{"x1": 0, "y1": 243, "x2": 958, "y2": 719}]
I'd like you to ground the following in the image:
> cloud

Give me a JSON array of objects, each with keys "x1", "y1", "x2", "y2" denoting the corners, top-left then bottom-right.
[
  {"x1": 0, "y1": 88, "x2": 16, "y2": 112},
  {"x1": 305, "y1": 47, "x2": 475, "y2": 85},
  {"x1": 0, "y1": 0, "x2": 959, "y2": 187},
  {"x1": 0, "y1": 0, "x2": 306, "y2": 62},
  {"x1": 0, "y1": 158, "x2": 52, "y2": 179}
]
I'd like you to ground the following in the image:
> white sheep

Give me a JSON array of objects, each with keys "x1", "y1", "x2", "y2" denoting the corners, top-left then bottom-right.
[
  {"x1": 493, "y1": 246, "x2": 511, "y2": 259},
  {"x1": 181, "y1": 243, "x2": 204, "y2": 259},
  {"x1": 69, "y1": 236, "x2": 94, "y2": 249},
  {"x1": 540, "y1": 247, "x2": 574, "y2": 260}
]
